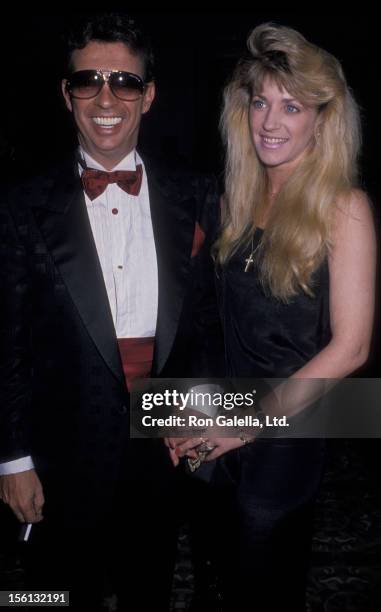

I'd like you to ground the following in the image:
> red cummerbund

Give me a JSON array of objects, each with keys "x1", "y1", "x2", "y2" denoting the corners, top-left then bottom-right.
[{"x1": 117, "y1": 337, "x2": 154, "y2": 391}]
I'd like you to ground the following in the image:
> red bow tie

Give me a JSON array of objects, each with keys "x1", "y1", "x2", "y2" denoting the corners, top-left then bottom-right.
[{"x1": 81, "y1": 164, "x2": 143, "y2": 200}]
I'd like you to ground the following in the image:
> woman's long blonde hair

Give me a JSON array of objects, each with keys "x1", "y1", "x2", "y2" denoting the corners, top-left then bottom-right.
[{"x1": 217, "y1": 23, "x2": 361, "y2": 301}]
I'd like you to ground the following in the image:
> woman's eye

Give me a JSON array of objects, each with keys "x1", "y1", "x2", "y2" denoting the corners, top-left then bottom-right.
[
  {"x1": 252, "y1": 99, "x2": 265, "y2": 109},
  {"x1": 286, "y1": 104, "x2": 300, "y2": 113}
]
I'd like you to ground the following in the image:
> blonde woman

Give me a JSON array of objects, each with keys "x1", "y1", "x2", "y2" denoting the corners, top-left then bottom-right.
[{"x1": 170, "y1": 23, "x2": 376, "y2": 611}]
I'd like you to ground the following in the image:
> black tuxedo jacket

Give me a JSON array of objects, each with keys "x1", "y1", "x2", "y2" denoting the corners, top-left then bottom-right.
[{"x1": 0, "y1": 153, "x2": 223, "y2": 526}]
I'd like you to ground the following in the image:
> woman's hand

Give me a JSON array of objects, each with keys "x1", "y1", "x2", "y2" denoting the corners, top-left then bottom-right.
[{"x1": 164, "y1": 436, "x2": 250, "y2": 467}]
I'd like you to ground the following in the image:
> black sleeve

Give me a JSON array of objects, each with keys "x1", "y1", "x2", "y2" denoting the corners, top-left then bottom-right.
[
  {"x1": 188, "y1": 174, "x2": 225, "y2": 377},
  {"x1": 0, "y1": 199, "x2": 33, "y2": 461}
]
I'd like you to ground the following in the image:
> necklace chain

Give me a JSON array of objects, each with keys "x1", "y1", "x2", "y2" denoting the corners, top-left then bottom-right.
[{"x1": 244, "y1": 234, "x2": 261, "y2": 273}]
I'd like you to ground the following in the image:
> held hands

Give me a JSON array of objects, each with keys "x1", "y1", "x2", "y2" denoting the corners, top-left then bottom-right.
[
  {"x1": 0, "y1": 469, "x2": 44, "y2": 523},
  {"x1": 164, "y1": 436, "x2": 249, "y2": 467},
  {"x1": 164, "y1": 401, "x2": 256, "y2": 468}
]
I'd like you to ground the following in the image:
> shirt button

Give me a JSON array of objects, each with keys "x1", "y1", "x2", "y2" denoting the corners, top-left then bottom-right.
[{"x1": 112, "y1": 208, "x2": 119, "y2": 215}]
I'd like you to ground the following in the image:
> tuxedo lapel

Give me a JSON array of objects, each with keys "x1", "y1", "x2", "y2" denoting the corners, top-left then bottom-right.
[
  {"x1": 144, "y1": 158, "x2": 196, "y2": 375},
  {"x1": 29, "y1": 158, "x2": 125, "y2": 386}
]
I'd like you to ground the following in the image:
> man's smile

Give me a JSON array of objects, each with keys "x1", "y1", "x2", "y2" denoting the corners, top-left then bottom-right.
[{"x1": 92, "y1": 116, "x2": 123, "y2": 127}]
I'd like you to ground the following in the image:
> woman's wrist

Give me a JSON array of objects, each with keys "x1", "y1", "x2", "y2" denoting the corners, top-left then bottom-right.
[
  {"x1": 239, "y1": 404, "x2": 266, "y2": 445},
  {"x1": 239, "y1": 430, "x2": 255, "y2": 445}
]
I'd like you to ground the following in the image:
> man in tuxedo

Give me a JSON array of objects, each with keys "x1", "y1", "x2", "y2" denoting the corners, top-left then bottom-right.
[{"x1": 0, "y1": 13, "x2": 221, "y2": 611}]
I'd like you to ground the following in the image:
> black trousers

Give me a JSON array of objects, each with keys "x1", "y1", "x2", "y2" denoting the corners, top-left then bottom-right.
[
  {"x1": 23, "y1": 439, "x2": 179, "y2": 611},
  {"x1": 188, "y1": 438, "x2": 326, "y2": 612}
]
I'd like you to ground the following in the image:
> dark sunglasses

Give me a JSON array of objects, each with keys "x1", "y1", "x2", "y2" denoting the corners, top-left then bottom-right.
[{"x1": 66, "y1": 69, "x2": 146, "y2": 101}]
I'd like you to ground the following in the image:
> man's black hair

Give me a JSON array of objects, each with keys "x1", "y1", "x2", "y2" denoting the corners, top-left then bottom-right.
[{"x1": 65, "y1": 12, "x2": 154, "y2": 81}]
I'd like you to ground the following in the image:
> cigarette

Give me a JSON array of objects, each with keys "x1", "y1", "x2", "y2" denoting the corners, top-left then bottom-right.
[
  {"x1": 19, "y1": 523, "x2": 32, "y2": 542},
  {"x1": 24, "y1": 523, "x2": 32, "y2": 541}
]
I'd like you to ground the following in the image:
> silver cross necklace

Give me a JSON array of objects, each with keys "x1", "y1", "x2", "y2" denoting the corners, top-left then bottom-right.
[{"x1": 244, "y1": 232, "x2": 262, "y2": 272}]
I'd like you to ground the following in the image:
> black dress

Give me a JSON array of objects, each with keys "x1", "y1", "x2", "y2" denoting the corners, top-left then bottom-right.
[
  {"x1": 219, "y1": 228, "x2": 331, "y2": 377},
  {"x1": 204, "y1": 229, "x2": 328, "y2": 611}
]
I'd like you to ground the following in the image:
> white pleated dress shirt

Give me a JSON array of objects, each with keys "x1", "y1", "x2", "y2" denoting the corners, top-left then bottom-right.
[{"x1": 82, "y1": 149, "x2": 158, "y2": 338}]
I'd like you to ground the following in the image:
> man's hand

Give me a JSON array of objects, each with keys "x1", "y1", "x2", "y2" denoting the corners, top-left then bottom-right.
[
  {"x1": 0, "y1": 469, "x2": 44, "y2": 523},
  {"x1": 164, "y1": 437, "x2": 199, "y2": 467}
]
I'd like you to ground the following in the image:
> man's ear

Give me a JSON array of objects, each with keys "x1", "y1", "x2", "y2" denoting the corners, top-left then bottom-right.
[
  {"x1": 142, "y1": 81, "x2": 156, "y2": 115},
  {"x1": 61, "y1": 79, "x2": 73, "y2": 112}
]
